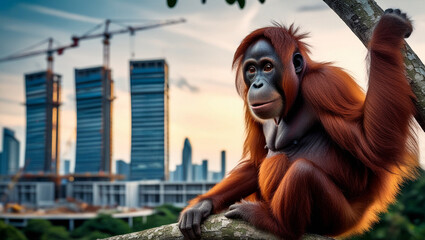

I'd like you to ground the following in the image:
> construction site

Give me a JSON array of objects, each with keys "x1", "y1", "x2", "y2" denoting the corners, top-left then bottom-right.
[{"x1": 0, "y1": 16, "x2": 185, "y2": 228}]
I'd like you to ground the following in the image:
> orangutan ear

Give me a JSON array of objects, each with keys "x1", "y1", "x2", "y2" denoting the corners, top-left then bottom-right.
[{"x1": 293, "y1": 53, "x2": 304, "y2": 74}]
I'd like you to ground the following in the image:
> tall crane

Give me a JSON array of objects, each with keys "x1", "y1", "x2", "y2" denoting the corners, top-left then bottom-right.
[
  {"x1": 0, "y1": 18, "x2": 186, "y2": 71},
  {"x1": 71, "y1": 18, "x2": 186, "y2": 69}
]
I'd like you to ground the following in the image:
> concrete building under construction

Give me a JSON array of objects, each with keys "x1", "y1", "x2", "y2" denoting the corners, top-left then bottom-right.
[{"x1": 24, "y1": 71, "x2": 61, "y2": 175}]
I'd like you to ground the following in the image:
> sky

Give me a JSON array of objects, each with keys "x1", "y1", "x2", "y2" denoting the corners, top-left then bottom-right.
[{"x1": 0, "y1": 0, "x2": 424, "y2": 174}]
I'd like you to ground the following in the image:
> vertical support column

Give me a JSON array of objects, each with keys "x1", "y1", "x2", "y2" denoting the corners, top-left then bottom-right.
[
  {"x1": 101, "y1": 67, "x2": 113, "y2": 176},
  {"x1": 69, "y1": 219, "x2": 75, "y2": 231},
  {"x1": 159, "y1": 183, "x2": 164, "y2": 206}
]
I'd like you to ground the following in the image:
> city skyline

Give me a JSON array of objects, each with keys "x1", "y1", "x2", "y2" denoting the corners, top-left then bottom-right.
[
  {"x1": 170, "y1": 137, "x2": 225, "y2": 182},
  {"x1": 0, "y1": 1, "x2": 424, "y2": 174}
]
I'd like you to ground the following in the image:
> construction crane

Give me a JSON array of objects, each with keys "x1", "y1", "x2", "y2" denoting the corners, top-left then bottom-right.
[
  {"x1": 71, "y1": 18, "x2": 186, "y2": 69},
  {"x1": 0, "y1": 18, "x2": 186, "y2": 71},
  {"x1": 0, "y1": 37, "x2": 78, "y2": 73}
]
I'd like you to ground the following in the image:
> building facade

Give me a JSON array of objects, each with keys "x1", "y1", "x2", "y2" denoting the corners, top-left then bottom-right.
[
  {"x1": 182, "y1": 138, "x2": 192, "y2": 181},
  {"x1": 24, "y1": 71, "x2": 61, "y2": 174},
  {"x1": 0, "y1": 180, "x2": 219, "y2": 209},
  {"x1": 0, "y1": 181, "x2": 55, "y2": 207},
  {"x1": 191, "y1": 164, "x2": 204, "y2": 182},
  {"x1": 116, "y1": 160, "x2": 129, "y2": 180},
  {"x1": 0, "y1": 128, "x2": 20, "y2": 176},
  {"x1": 170, "y1": 164, "x2": 183, "y2": 182},
  {"x1": 74, "y1": 67, "x2": 113, "y2": 174},
  {"x1": 221, "y1": 150, "x2": 226, "y2": 179},
  {"x1": 63, "y1": 159, "x2": 70, "y2": 175},
  {"x1": 67, "y1": 180, "x2": 217, "y2": 208},
  {"x1": 202, "y1": 160, "x2": 208, "y2": 181},
  {"x1": 129, "y1": 59, "x2": 169, "y2": 180}
]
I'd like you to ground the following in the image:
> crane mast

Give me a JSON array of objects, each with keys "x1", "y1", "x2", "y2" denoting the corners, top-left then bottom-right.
[{"x1": 0, "y1": 18, "x2": 186, "y2": 71}]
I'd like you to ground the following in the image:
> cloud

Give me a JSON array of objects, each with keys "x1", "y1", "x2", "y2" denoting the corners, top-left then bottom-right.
[
  {"x1": 156, "y1": 4, "x2": 260, "y2": 53},
  {"x1": 173, "y1": 77, "x2": 200, "y2": 93},
  {"x1": 167, "y1": 23, "x2": 235, "y2": 52},
  {"x1": 296, "y1": 4, "x2": 328, "y2": 13},
  {"x1": 0, "y1": 16, "x2": 70, "y2": 38},
  {"x1": 21, "y1": 3, "x2": 102, "y2": 24}
]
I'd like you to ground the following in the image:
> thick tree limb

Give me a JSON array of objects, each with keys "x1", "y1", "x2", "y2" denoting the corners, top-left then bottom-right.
[
  {"x1": 323, "y1": 0, "x2": 425, "y2": 130},
  {"x1": 102, "y1": 213, "x2": 334, "y2": 240}
]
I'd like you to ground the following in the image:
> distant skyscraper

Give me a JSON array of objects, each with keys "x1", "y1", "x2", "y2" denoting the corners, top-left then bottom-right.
[
  {"x1": 212, "y1": 172, "x2": 222, "y2": 182},
  {"x1": 221, "y1": 150, "x2": 226, "y2": 179},
  {"x1": 74, "y1": 66, "x2": 113, "y2": 174},
  {"x1": 116, "y1": 160, "x2": 130, "y2": 180},
  {"x1": 0, "y1": 128, "x2": 20, "y2": 175},
  {"x1": 24, "y1": 71, "x2": 60, "y2": 174},
  {"x1": 192, "y1": 164, "x2": 203, "y2": 182},
  {"x1": 63, "y1": 159, "x2": 70, "y2": 175},
  {"x1": 182, "y1": 138, "x2": 192, "y2": 181},
  {"x1": 175, "y1": 165, "x2": 183, "y2": 181},
  {"x1": 129, "y1": 59, "x2": 169, "y2": 180},
  {"x1": 202, "y1": 160, "x2": 208, "y2": 181}
]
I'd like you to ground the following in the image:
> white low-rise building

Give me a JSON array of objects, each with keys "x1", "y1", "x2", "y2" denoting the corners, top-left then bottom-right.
[
  {"x1": 0, "y1": 181, "x2": 55, "y2": 207},
  {"x1": 67, "y1": 180, "x2": 217, "y2": 208}
]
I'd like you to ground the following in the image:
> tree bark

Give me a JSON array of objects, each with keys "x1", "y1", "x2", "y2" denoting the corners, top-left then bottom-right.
[
  {"x1": 323, "y1": 0, "x2": 425, "y2": 130},
  {"x1": 102, "y1": 213, "x2": 334, "y2": 240}
]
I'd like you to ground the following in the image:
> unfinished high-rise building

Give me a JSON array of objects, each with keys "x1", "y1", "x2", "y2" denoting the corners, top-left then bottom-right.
[{"x1": 24, "y1": 71, "x2": 61, "y2": 174}]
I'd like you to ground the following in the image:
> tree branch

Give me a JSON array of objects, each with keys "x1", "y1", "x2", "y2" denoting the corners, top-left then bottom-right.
[
  {"x1": 102, "y1": 213, "x2": 334, "y2": 240},
  {"x1": 323, "y1": 0, "x2": 425, "y2": 130}
]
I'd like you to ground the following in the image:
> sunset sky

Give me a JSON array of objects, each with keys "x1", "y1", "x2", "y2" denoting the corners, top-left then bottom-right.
[{"x1": 0, "y1": 0, "x2": 424, "y2": 173}]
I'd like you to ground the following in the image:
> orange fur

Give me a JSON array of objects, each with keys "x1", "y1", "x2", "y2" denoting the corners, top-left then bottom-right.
[{"x1": 185, "y1": 17, "x2": 419, "y2": 239}]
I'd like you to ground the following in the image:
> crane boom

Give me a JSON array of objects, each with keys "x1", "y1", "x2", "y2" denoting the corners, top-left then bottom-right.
[
  {"x1": 0, "y1": 41, "x2": 77, "y2": 62},
  {"x1": 74, "y1": 18, "x2": 186, "y2": 41},
  {"x1": 0, "y1": 18, "x2": 186, "y2": 68}
]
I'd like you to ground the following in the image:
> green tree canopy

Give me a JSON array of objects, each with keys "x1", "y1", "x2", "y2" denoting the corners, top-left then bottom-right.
[
  {"x1": 41, "y1": 226, "x2": 70, "y2": 240},
  {"x1": 22, "y1": 219, "x2": 52, "y2": 240},
  {"x1": 350, "y1": 170, "x2": 425, "y2": 240},
  {"x1": 71, "y1": 214, "x2": 131, "y2": 238},
  {"x1": 133, "y1": 204, "x2": 182, "y2": 232},
  {"x1": 0, "y1": 221, "x2": 27, "y2": 240}
]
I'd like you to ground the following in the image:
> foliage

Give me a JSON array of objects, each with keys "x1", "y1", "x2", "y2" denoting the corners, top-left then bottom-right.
[
  {"x1": 41, "y1": 226, "x2": 71, "y2": 240},
  {"x1": 351, "y1": 169, "x2": 425, "y2": 240},
  {"x1": 76, "y1": 231, "x2": 111, "y2": 240},
  {"x1": 166, "y1": 0, "x2": 265, "y2": 9},
  {"x1": 0, "y1": 220, "x2": 28, "y2": 240},
  {"x1": 132, "y1": 204, "x2": 182, "y2": 231},
  {"x1": 70, "y1": 213, "x2": 131, "y2": 238},
  {"x1": 23, "y1": 219, "x2": 52, "y2": 240}
]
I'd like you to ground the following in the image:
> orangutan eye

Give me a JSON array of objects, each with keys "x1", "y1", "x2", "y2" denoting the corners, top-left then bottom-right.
[
  {"x1": 264, "y1": 63, "x2": 273, "y2": 72},
  {"x1": 248, "y1": 65, "x2": 256, "y2": 74}
]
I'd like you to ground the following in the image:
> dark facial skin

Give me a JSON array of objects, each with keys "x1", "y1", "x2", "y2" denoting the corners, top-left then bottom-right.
[
  {"x1": 243, "y1": 39, "x2": 284, "y2": 121},
  {"x1": 242, "y1": 39, "x2": 317, "y2": 152}
]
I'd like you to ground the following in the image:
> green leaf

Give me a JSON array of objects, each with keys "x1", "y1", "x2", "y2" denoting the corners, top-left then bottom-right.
[
  {"x1": 226, "y1": 0, "x2": 236, "y2": 4},
  {"x1": 237, "y1": 0, "x2": 245, "y2": 9},
  {"x1": 167, "y1": 0, "x2": 177, "y2": 8}
]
